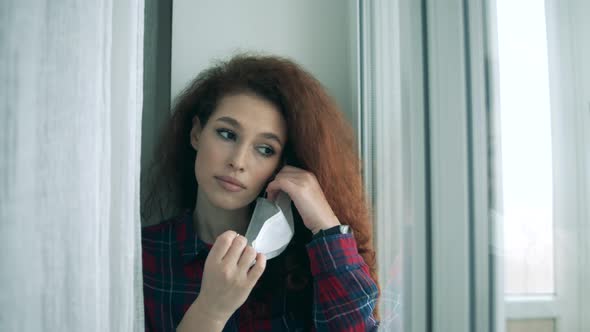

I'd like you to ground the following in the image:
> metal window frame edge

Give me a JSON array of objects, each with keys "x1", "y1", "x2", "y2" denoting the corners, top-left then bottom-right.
[
  {"x1": 545, "y1": 0, "x2": 582, "y2": 330},
  {"x1": 424, "y1": 0, "x2": 480, "y2": 330}
]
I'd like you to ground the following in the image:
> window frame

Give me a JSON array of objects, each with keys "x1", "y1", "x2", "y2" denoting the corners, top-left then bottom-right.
[
  {"x1": 355, "y1": 0, "x2": 588, "y2": 331},
  {"x1": 493, "y1": 0, "x2": 589, "y2": 331}
]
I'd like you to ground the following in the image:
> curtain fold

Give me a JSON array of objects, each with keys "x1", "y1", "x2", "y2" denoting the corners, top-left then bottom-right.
[
  {"x1": 0, "y1": 1, "x2": 144, "y2": 330},
  {"x1": 357, "y1": 1, "x2": 404, "y2": 330}
]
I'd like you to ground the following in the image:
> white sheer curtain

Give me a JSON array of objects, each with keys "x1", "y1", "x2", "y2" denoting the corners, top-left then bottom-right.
[
  {"x1": 0, "y1": 1, "x2": 144, "y2": 331},
  {"x1": 357, "y1": 1, "x2": 404, "y2": 330}
]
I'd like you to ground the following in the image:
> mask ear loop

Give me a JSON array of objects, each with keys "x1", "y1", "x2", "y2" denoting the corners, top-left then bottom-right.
[{"x1": 263, "y1": 188, "x2": 269, "y2": 199}]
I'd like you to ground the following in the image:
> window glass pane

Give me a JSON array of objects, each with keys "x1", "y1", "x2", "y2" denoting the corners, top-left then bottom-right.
[
  {"x1": 496, "y1": 0, "x2": 555, "y2": 295},
  {"x1": 507, "y1": 319, "x2": 555, "y2": 332}
]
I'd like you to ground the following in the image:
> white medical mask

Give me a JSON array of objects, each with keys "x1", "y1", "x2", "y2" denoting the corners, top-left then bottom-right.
[{"x1": 244, "y1": 191, "x2": 294, "y2": 260}]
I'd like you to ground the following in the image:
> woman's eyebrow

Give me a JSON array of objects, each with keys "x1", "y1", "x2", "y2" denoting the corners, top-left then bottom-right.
[
  {"x1": 215, "y1": 116, "x2": 241, "y2": 129},
  {"x1": 260, "y1": 133, "x2": 283, "y2": 147},
  {"x1": 215, "y1": 116, "x2": 283, "y2": 146}
]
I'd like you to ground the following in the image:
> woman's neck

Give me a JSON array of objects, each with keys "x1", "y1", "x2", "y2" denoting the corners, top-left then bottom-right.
[{"x1": 192, "y1": 190, "x2": 251, "y2": 244}]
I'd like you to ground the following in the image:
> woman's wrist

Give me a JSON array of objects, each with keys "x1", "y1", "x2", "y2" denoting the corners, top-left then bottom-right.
[
  {"x1": 310, "y1": 216, "x2": 341, "y2": 235},
  {"x1": 177, "y1": 296, "x2": 229, "y2": 332}
]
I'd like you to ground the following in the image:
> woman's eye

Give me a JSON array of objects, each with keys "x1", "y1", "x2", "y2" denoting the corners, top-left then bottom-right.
[
  {"x1": 257, "y1": 146, "x2": 275, "y2": 157},
  {"x1": 216, "y1": 128, "x2": 236, "y2": 140}
]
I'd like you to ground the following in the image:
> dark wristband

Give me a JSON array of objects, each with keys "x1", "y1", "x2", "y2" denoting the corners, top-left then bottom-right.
[{"x1": 312, "y1": 225, "x2": 350, "y2": 239}]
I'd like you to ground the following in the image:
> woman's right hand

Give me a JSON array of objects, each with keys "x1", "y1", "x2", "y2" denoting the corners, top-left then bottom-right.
[{"x1": 194, "y1": 230, "x2": 267, "y2": 323}]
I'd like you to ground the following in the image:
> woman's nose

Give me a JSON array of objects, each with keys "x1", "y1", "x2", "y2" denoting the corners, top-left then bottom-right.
[{"x1": 228, "y1": 145, "x2": 248, "y2": 171}]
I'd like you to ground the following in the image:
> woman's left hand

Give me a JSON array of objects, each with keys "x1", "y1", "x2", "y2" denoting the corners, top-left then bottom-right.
[{"x1": 265, "y1": 165, "x2": 341, "y2": 234}]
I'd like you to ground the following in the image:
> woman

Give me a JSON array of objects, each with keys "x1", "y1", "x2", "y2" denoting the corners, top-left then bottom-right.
[{"x1": 141, "y1": 54, "x2": 379, "y2": 331}]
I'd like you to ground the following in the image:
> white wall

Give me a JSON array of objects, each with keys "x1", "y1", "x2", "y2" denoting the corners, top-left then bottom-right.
[{"x1": 170, "y1": 0, "x2": 357, "y2": 126}]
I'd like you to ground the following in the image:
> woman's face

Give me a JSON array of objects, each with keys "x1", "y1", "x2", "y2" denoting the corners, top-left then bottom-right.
[{"x1": 190, "y1": 93, "x2": 288, "y2": 210}]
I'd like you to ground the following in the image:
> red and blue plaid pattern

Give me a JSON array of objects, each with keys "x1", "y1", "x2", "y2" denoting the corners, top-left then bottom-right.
[{"x1": 142, "y1": 212, "x2": 379, "y2": 331}]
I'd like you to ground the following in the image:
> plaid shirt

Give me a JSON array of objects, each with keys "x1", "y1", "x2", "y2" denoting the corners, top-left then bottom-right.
[{"x1": 142, "y1": 211, "x2": 379, "y2": 331}]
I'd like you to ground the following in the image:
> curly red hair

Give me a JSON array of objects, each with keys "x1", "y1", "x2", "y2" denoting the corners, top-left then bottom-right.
[{"x1": 142, "y1": 54, "x2": 379, "y2": 320}]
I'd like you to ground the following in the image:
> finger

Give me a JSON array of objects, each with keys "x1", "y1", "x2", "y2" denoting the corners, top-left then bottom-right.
[
  {"x1": 237, "y1": 245, "x2": 257, "y2": 271},
  {"x1": 277, "y1": 165, "x2": 303, "y2": 174},
  {"x1": 266, "y1": 177, "x2": 298, "y2": 201},
  {"x1": 247, "y1": 253, "x2": 267, "y2": 283},
  {"x1": 222, "y1": 234, "x2": 248, "y2": 264},
  {"x1": 209, "y1": 230, "x2": 237, "y2": 262},
  {"x1": 273, "y1": 170, "x2": 315, "y2": 187},
  {"x1": 271, "y1": 168, "x2": 306, "y2": 183},
  {"x1": 283, "y1": 170, "x2": 316, "y2": 184}
]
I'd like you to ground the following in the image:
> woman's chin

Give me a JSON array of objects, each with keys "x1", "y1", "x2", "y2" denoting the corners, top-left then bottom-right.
[{"x1": 208, "y1": 192, "x2": 254, "y2": 211}]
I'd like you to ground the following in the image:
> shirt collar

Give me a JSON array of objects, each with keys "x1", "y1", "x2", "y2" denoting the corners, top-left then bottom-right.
[{"x1": 179, "y1": 210, "x2": 213, "y2": 264}]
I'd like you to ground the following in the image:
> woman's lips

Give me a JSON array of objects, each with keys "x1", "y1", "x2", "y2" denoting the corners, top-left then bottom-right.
[{"x1": 215, "y1": 177, "x2": 245, "y2": 192}]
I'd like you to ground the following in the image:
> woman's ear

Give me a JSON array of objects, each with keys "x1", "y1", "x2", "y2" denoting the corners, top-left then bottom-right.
[{"x1": 190, "y1": 116, "x2": 202, "y2": 151}]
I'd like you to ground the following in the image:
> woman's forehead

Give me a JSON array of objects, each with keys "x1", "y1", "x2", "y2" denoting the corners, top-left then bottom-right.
[{"x1": 211, "y1": 94, "x2": 287, "y2": 139}]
